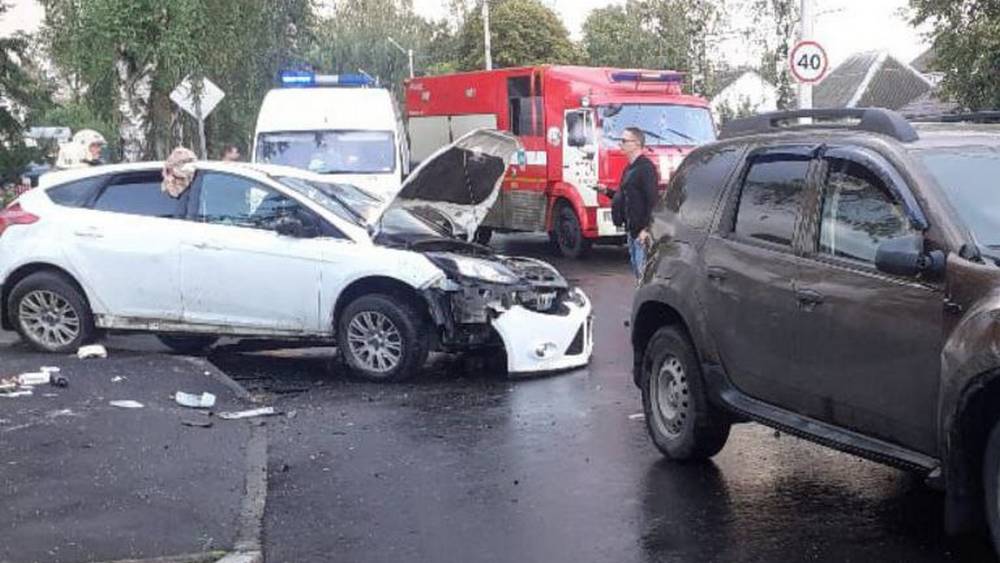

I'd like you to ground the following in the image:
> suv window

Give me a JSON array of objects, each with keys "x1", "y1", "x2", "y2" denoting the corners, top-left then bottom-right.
[
  {"x1": 734, "y1": 157, "x2": 810, "y2": 246},
  {"x1": 93, "y1": 172, "x2": 184, "y2": 218},
  {"x1": 47, "y1": 175, "x2": 106, "y2": 208},
  {"x1": 196, "y1": 172, "x2": 318, "y2": 235},
  {"x1": 666, "y1": 146, "x2": 741, "y2": 229},
  {"x1": 818, "y1": 158, "x2": 910, "y2": 265}
]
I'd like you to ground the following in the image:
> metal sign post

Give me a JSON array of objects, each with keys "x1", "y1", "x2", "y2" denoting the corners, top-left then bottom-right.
[{"x1": 170, "y1": 76, "x2": 225, "y2": 159}]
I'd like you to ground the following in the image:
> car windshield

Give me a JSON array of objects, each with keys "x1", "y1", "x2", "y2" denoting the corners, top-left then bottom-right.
[
  {"x1": 256, "y1": 130, "x2": 395, "y2": 174},
  {"x1": 598, "y1": 104, "x2": 716, "y2": 147},
  {"x1": 275, "y1": 176, "x2": 381, "y2": 227},
  {"x1": 917, "y1": 148, "x2": 1000, "y2": 249}
]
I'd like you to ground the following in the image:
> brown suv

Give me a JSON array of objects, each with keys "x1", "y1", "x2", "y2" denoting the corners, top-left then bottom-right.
[{"x1": 630, "y1": 108, "x2": 1000, "y2": 550}]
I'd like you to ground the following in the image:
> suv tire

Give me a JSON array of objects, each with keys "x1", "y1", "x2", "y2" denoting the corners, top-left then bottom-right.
[
  {"x1": 552, "y1": 202, "x2": 591, "y2": 259},
  {"x1": 641, "y1": 326, "x2": 730, "y2": 460},
  {"x1": 337, "y1": 294, "x2": 429, "y2": 382},
  {"x1": 9, "y1": 271, "x2": 95, "y2": 354},
  {"x1": 983, "y1": 418, "x2": 1000, "y2": 551},
  {"x1": 157, "y1": 334, "x2": 218, "y2": 355}
]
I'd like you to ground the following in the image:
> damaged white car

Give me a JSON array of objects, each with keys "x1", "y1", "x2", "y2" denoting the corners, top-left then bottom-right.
[{"x1": 0, "y1": 130, "x2": 593, "y2": 381}]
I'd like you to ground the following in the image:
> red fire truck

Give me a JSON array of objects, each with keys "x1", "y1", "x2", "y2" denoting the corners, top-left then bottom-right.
[{"x1": 404, "y1": 65, "x2": 715, "y2": 257}]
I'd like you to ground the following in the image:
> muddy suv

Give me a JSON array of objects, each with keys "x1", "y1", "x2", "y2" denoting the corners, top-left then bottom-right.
[{"x1": 630, "y1": 108, "x2": 1000, "y2": 549}]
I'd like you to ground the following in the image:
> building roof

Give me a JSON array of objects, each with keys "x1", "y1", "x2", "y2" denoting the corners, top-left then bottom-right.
[
  {"x1": 910, "y1": 48, "x2": 937, "y2": 73},
  {"x1": 898, "y1": 86, "x2": 960, "y2": 118},
  {"x1": 814, "y1": 51, "x2": 932, "y2": 111}
]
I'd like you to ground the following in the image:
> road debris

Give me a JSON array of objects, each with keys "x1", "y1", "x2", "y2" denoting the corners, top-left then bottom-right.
[
  {"x1": 175, "y1": 391, "x2": 216, "y2": 409},
  {"x1": 181, "y1": 414, "x2": 213, "y2": 428},
  {"x1": 218, "y1": 407, "x2": 276, "y2": 420},
  {"x1": 18, "y1": 372, "x2": 50, "y2": 386},
  {"x1": 111, "y1": 376, "x2": 126, "y2": 383},
  {"x1": 628, "y1": 413, "x2": 645, "y2": 421},
  {"x1": 51, "y1": 374, "x2": 69, "y2": 387},
  {"x1": 1, "y1": 390, "x2": 33, "y2": 398},
  {"x1": 109, "y1": 400, "x2": 144, "y2": 409},
  {"x1": 77, "y1": 344, "x2": 108, "y2": 359}
]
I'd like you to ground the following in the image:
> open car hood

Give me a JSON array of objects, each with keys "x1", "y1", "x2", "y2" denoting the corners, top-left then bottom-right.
[{"x1": 375, "y1": 129, "x2": 520, "y2": 241}]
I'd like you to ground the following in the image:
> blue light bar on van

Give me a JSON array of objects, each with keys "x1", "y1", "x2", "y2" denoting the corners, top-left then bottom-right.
[
  {"x1": 610, "y1": 71, "x2": 684, "y2": 84},
  {"x1": 279, "y1": 71, "x2": 374, "y2": 88}
]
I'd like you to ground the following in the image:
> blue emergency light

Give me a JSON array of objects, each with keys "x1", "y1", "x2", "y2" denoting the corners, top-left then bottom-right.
[
  {"x1": 610, "y1": 71, "x2": 684, "y2": 84},
  {"x1": 279, "y1": 70, "x2": 375, "y2": 88}
]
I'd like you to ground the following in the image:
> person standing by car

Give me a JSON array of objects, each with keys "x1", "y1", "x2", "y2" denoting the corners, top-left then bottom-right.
[
  {"x1": 220, "y1": 144, "x2": 241, "y2": 162},
  {"x1": 606, "y1": 127, "x2": 658, "y2": 280}
]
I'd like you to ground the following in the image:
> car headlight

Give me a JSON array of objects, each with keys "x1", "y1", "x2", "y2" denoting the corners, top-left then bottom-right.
[{"x1": 427, "y1": 253, "x2": 521, "y2": 285}]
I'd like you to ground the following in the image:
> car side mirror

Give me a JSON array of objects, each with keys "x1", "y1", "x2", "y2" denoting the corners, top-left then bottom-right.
[{"x1": 875, "y1": 234, "x2": 945, "y2": 278}]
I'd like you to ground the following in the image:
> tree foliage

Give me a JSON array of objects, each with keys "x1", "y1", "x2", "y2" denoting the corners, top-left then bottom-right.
[
  {"x1": 580, "y1": 0, "x2": 724, "y2": 96},
  {"x1": 456, "y1": 0, "x2": 580, "y2": 70},
  {"x1": 909, "y1": 0, "x2": 1000, "y2": 110},
  {"x1": 0, "y1": 3, "x2": 47, "y2": 181}
]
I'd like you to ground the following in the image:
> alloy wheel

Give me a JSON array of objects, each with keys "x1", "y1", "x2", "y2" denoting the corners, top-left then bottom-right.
[
  {"x1": 18, "y1": 289, "x2": 81, "y2": 349},
  {"x1": 346, "y1": 310, "x2": 403, "y2": 373}
]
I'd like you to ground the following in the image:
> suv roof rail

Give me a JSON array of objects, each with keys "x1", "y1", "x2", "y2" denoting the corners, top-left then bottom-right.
[
  {"x1": 907, "y1": 111, "x2": 1000, "y2": 124},
  {"x1": 719, "y1": 108, "x2": 919, "y2": 143}
]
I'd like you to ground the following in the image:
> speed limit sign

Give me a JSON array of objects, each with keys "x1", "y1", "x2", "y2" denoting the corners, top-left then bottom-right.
[{"x1": 789, "y1": 40, "x2": 829, "y2": 83}]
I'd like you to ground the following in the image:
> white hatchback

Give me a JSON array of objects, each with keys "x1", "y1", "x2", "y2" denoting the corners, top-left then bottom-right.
[{"x1": 0, "y1": 130, "x2": 593, "y2": 381}]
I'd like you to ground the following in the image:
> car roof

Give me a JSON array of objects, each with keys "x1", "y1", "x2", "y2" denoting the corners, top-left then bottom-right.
[{"x1": 37, "y1": 160, "x2": 340, "y2": 189}]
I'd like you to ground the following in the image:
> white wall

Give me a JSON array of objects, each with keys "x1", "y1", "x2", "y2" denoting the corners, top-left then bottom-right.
[{"x1": 710, "y1": 72, "x2": 779, "y2": 123}]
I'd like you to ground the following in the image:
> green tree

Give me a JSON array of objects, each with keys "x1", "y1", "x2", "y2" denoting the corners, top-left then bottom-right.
[
  {"x1": 0, "y1": 3, "x2": 46, "y2": 182},
  {"x1": 455, "y1": 0, "x2": 580, "y2": 70},
  {"x1": 909, "y1": 0, "x2": 1000, "y2": 110},
  {"x1": 579, "y1": 0, "x2": 723, "y2": 96},
  {"x1": 750, "y1": 0, "x2": 797, "y2": 110}
]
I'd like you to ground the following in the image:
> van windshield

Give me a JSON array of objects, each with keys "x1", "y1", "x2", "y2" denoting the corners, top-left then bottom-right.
[
  {"x1": 599, "y1": 104, "x2": 715, "y2": 147},
  {"x1": 256, "y1": 130, "x2": 395, "y2": 174}
]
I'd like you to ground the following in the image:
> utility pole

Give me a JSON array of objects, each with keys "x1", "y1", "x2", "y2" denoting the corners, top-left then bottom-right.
[
  {"x1": 798, "y1": 0, "x2": 814, "y2": 110},
  {"x1": 483, "y1": 0, "x2": 493, "y2": 70},
  {"x1": 387, "y1": 36, "x2": 414, "y2": 79}
]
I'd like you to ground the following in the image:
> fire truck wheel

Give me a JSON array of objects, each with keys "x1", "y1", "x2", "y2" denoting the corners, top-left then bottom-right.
[{"x1": 552, "y1": 203, "x2": 591, "y2": 259}]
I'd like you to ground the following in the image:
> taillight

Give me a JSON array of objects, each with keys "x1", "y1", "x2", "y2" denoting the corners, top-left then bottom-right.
[{"x1": 0, "y1": 203, "x2": 39, "y2": 237}]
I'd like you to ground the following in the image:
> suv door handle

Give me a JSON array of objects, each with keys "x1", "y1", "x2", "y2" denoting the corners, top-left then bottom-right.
[
  {"x1": 795, "y1": 289, "x2": 825, "y2": 310},
  {"x1": 706, "y1": 267, "x2": 728, "y2": 282}
]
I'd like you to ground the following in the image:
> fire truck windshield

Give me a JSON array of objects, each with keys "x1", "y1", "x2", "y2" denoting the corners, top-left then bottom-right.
[
  {"x1": 598, "y1": 104, "x2": 715, "y2": 148},
  {"x1": 255, "y1": 130, "x2": 396, "y2": 174}
]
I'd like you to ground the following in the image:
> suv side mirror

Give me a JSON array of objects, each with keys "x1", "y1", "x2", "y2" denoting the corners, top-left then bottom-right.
[{"x1": 875, "y1": 234, "x2": 945, "y2": 278}]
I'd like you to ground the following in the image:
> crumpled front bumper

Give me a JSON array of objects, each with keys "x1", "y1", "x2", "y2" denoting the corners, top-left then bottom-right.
[{"x1": 491, "y1": 288, "x2": 593, "y2": 374}]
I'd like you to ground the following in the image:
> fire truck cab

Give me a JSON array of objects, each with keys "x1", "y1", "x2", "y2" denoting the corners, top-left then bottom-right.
[{"x1": 405, "y1": 66, "x2": 715, "y2": 257}]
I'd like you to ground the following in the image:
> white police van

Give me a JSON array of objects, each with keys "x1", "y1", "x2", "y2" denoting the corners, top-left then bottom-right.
[{"x1": 252, "y1": 71, "x2": 409, "y2": 199}]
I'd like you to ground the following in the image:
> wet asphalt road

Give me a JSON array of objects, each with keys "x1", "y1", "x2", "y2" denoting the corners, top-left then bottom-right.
[{"x1": 209, "y1": 234, "x2": 998, "y2": 563}]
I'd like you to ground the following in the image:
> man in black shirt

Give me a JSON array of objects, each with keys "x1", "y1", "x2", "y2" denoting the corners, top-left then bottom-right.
[{"x1": 609, "y1": 127, "x2": 658, "y2": 280}]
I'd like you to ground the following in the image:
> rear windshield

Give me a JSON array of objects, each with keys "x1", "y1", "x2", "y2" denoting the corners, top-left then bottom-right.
[
  {"x1": 917, "y1": 148, "x2": 1000, "y2": 247},
  {"x1": 256, "y1": 130, "x2": 395, "y2": 174}
]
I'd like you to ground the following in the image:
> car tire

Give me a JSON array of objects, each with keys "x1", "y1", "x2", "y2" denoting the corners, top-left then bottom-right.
[
  {"x1": 641, "y1": 326, "x2": 730, "y2": 460},
  {"x1": 983, "y1": 418, "x2": 1000, "y2": 551},
  {"x1": 474, "y1": 227, "x2": 493, "y2": 246},
  {"x1": 551, "y1": 202, "x2": 591, "y2": 259},
  {"x1": 8, "y1": 271, "x2": 95, "y2": 354},
  {"x1": 337, "y1": 294, "x2": 429, "y2": 382},
  {"x1": 157, "y1": 334, "x2": 218, "y2": 355}
]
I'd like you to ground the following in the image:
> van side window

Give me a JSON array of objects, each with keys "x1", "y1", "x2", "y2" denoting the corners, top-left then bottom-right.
[
  {"x1": 507, "y1": 76, "x2": 543, "y2": 136},
  {"x1": 47, "y1": 175, "x2": 107, "y2": 208},
  {"x1": 818, "y1": 158, "x2": 911, "y2": 265},
  {"x1": 733, "y1": 157, "x2": 810, "y2": 247}
]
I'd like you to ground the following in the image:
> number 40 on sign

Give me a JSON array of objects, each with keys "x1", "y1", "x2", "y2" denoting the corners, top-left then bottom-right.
[{"x1": 789, "y1": 40, "x2": 829, "y2": 84}]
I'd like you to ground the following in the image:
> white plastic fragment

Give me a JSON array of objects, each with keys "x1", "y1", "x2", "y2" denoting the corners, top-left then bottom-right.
[
  {"x1": 111, "y1": 376, "x2": 126, "y2": 383},
  {"x1": 78, "y1": 344, "x2": 108, "y2": 359},
  {"x1": 39, "y1": 367, "x2": 61, "y2": 374},
  {"x1": 175, "y1": 391, "x2": 216, "y2": 409},
  {"x1": 1, "y1": 391, "x2": 33, "y2": 398},
  {"x1": 18, "y1": 372, "x2": 50, "y2": 386},
  {"x1": 628, "y1": 413, "x2": 645, "y2": 421},
  {"x1": 109, "y1": 400, "x2": 144, "y2": 409},
  {"x1": 218, "y1": 407, "x2": 276, "y2": 420}
]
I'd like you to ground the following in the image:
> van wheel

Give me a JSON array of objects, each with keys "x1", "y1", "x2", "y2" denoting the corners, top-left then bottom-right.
[
  {"x1": 9, "y1": 271, "x2": 95, "y2": 354},
  {"x1": 157, "y1": 334, "x2": 218, "y2": 355},
  {"x1": 641, "y1": 326, "x2": 730, "y2": 460},
  {"x1": 552, "y1": 203, "x2": 591, "y2": 258},
  {"x1": 337, "y1": 294, "x2": 429, "y2": 382},
  {"x1": 983, "y1": 418, "x2": 1000, "y2": 552}
]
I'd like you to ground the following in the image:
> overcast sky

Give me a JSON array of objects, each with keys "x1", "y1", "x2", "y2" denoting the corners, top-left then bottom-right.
[{"x1": 4, "y1": 0, "x2": 930, "y2": 69}]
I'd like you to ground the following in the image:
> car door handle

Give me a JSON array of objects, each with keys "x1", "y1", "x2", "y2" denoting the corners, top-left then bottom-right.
[
  {"x1": 706, "y1": 267, "x2": 728, "y2": 282},
  {"x1": 795, "y1": 289, "x2": 825, "y2": 309},
  {"x1": 73, "y1": 228, "x2": 103, "y2": 239},
  {"x1": 192, "y1": 242, "x2": 223, "y2": 251}
]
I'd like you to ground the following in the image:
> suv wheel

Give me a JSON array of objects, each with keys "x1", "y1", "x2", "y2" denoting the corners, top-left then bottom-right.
[
  {"x1": 552, "y1": 202, "x2": 591, "y2": 258},
  {"x1": 157, "y1": 334, "x2": 218, "y2": 355},
  {"x1": 337, "y1": 294, "x2": 429, "y2": 382},
  {"x1": 641, "y1": 326, "x2": 730, "y2": 460},
  {"x1": 983, "y1": 418, "x2": 1000, "y2": 551},
  {"x1": 9, "y1": 272, "x2": 95, "y2": 354}
]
